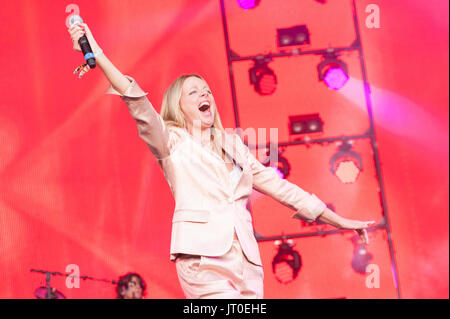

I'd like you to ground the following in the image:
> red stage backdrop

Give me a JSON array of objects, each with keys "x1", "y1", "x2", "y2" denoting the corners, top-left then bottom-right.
[{"x1": 0, "y1": 0, "x2": 448, "y2": 298}]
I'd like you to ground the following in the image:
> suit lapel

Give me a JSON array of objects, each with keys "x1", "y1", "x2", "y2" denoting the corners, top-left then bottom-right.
[{"x1": 187, "y1": 129, "x2": 250, "y2": 193}]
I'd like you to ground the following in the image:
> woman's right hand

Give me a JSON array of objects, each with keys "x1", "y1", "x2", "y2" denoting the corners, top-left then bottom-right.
[
  {"x1": 67, "y1": 21, "x2": 131, "y2": 95},
  {"x1": 67, "y1": 22, "x2": 100, "y2": 53}
]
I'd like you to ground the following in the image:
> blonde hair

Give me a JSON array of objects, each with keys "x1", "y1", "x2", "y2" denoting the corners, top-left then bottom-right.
[{"x1": 160, "y1": 74, "x2": 226, "y2": 158}]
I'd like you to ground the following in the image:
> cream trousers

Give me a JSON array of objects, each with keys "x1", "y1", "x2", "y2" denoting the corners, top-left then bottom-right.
[{"x1": 175, "y1": 232, "x2": 264, "y2": 299}]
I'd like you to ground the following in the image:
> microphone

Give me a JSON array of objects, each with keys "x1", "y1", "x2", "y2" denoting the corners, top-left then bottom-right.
[{"x1": 68, "y1": 15, "x2": 96, "y2": 69}]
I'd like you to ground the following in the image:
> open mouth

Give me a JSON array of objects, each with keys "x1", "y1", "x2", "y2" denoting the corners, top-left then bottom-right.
[{"x1": 198, "y1": 101, "x2": 211, "y2": 112}]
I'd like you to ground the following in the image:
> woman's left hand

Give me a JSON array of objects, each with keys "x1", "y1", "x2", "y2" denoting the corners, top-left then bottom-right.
[{"x1": 339, "y1": 219, "x2": 376, "y2": 244}]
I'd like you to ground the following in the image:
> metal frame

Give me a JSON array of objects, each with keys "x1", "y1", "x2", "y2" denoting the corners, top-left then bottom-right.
[{"x1": 220, "y1": 0, "x2": 401, "y2": 298}]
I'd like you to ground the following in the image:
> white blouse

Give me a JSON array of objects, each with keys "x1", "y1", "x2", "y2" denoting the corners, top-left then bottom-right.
[{"x1": 226, "y1": 152, "x2": 242, "y2": 189}]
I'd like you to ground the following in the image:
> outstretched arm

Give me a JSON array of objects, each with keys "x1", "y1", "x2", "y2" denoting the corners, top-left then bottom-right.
[{"x1": 235, "y1": 135, "x2": 374, "y2": 243}]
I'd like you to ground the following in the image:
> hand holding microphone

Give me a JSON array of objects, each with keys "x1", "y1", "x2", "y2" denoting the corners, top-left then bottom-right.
[{"x1": 67, "y1": 16, "x2": 102, "y2": 76}]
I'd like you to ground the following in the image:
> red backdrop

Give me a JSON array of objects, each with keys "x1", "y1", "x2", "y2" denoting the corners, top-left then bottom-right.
[{"x1": 0, "y1": 0, "x2": 448, "y2": 299}]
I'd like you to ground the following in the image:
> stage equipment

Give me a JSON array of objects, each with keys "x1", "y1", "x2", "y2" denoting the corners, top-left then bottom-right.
[
  {"x1": 272, "y1": 238, "x2": 302, "y2": 284},
  {"x1": 220, "y1": 0, "x2": 401, "y2": 297},
  {"x1": 237, "y1": 0, "x2": 260, "y2": 10},
  {"x1": 318, "y1": 51, "x2": 349, "y2": 90},
  {"x1": 289, "y1": 113, "x2": 324, "y2": 136},
  {"x1": 330, "y1": 141, "x2": 362, "y2": 184},
  {"x1": 277, "y1": 25, "x2": 311, "y2": 47},
  {"x1": 249, "y1": 57, "x2": 277, "y2": 95},
  {"x1": 30, "y1": 268, "x2": 118, "y2": 298},
  {"x1": 272, "y1": 153, "x2": 291, "y2": 179},
  {"x1": 263, "y1": 144, "x2": 291, "y2": 179},
  {"x1": 34, "y1": 286, "x2": 66, "y2": 299},
  {"x1": 351, "y1": 235, "x2": 373, "y2": 274}
]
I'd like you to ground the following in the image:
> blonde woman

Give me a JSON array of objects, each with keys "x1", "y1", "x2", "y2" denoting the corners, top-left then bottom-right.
[{"x1": 68, "y1": 23, "x2": 374, "y2": 299}]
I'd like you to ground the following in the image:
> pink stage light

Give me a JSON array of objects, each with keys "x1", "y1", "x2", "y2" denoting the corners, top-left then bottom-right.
[
  {"x1": 237, "y1": 0, "x2": 261, "y2": 10},
  {"x1": 324, "y1": 66, "x2": 350, "y2": 90}
]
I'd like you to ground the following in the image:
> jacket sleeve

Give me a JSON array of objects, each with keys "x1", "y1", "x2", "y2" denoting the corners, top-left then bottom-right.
[
  {"x1": 234, "y1": 134, "x2": 326, "y2": 223},
  {"x1": 105, "y1": 76, "x2": 173, "y2": 160}
]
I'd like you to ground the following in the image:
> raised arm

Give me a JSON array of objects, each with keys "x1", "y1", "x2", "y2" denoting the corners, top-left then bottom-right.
[{"x1": 68, "y1": 23, "x2": 171, "y2": 160}]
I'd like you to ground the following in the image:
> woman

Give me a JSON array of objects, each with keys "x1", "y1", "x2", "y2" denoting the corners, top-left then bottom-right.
[{"x1": 68, "y1": 23, "x2": 374, "y2": 299}]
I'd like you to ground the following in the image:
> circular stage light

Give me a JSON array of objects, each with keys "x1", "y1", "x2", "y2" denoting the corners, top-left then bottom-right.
[
  {"x1": 249, "y1": 59, "x2": 277, "y2": 95},
  {"x1": 258, "y1": 72, "x2": 277, "y2": 95},
  {"x1": 318, "y1": 52, "x2": 349, "y2": 90},
  {"x1": 272, "y1": 240, "x2": 302, "y2": 284},
  {"x1": 265, "y1": 151, "x2": 291, "y2": 179},
  {"x1": 351, "y1": 237, "x2": 374, "y2": 274},
  {"x1": 335, "y1": 159, "x2": 361, "y2": 184},
  {"x1": 323, "y1": 66, "x2": 349, "y2": 90},
  {"x1": 237, "y1": 0, "x2": 261, "y2": 10},
  {"x1": 330, "y1": 141, "x2": 363, "y2": 184}
]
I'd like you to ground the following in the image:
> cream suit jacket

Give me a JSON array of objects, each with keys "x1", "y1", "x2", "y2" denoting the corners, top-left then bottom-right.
[{"x1": 106, "y1": 76, "x2": 326, "y2": 266}]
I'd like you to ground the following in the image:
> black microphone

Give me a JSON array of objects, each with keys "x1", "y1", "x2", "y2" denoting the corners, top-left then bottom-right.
[{"x1": 68, "y1": 15, "x2": 96, "y2": 69}]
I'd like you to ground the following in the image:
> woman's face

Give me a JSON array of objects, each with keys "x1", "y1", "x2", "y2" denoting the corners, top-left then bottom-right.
[{"x1": 180, "y1": 76, "x2": 215, "y2": 132}]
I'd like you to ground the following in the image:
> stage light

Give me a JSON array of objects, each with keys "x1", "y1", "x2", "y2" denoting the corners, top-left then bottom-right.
[
  {"x1": 318, "y1": 52, "x2": 349, "y2": 90},
  {"x1": 289, "y1": 113, "x2": 324, "y2": 136},
  {"x1": 272, "y1": 239, "x2": 302, "y2": 284},
  {"x1": 249, "y1": 58, "x2": 277, "y2": 95},
  {"x1": 237, "y1": 0, "x2": 261, "y2": 10},
  {"x1": 263, "y1": 147, "x2": 291, "y2": 179},
  {"x1": 277, "y1": 25, "x2": 311, "y2": 47},
  {"x1": 272, "y1": 156, "x2": 291, "y2": 179},
  {"x1": 351, "y1": 236, "x2": 373, "y2": 274},
  {"x1": 330, "y1": 141, "x2": 362, "y2": 184}
]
